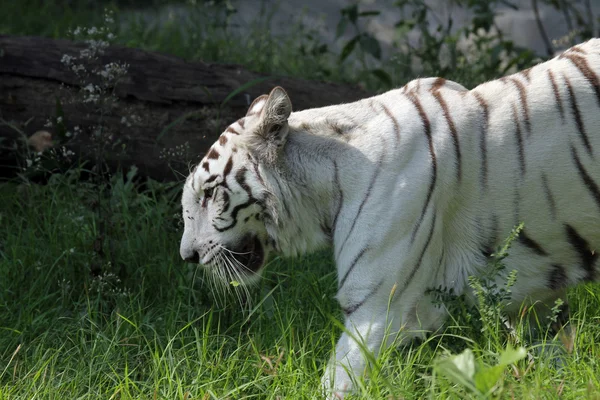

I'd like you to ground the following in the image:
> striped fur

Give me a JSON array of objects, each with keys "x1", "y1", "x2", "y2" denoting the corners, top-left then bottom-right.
[{"x1": 180, "y1": 39, "x2": 600, "y2": 398}]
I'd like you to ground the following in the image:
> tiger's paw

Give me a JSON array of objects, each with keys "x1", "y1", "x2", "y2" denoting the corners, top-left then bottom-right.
[{"x1": 321, "y1": 368, "x2": 353, "y2": 399}]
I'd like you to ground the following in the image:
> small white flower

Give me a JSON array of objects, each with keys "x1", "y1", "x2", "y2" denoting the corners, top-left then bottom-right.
[
  {"x1": 80, "y1": 48, "x2": 91, "y2": 59},
  {"x1": 71, "y1": 64, "x2": 86, "y2": 74},
  {"x1": 61, "y1": 54, "x2": 74, "y2": 65}
]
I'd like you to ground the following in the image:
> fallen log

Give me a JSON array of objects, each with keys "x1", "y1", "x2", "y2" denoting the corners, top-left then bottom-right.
[{"x1": 0, "y1": 35, "x2": 372, "y2": 182}]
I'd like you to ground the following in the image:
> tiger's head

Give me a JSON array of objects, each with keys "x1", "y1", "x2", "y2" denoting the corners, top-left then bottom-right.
[{"x1": 180, "y1": 87, "x2": 293, "y2": 285}]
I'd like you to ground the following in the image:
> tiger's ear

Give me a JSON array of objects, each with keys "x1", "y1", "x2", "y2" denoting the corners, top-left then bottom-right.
[
  {"x1": 247, "y1": 87, "x2": 293, "y2": 163},
  {"x1": 246, "y1": 94, "x2": 268, "y2": 116}
]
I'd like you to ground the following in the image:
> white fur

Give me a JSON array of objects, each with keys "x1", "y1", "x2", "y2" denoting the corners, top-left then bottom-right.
[{"x1": 180, "y1": 41, "x2": 600, "y2": 398}]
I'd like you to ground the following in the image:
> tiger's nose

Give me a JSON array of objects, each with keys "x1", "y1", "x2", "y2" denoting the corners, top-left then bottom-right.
[{"x1": 184, "y1": 252, "x2": 200, "y2": 264}]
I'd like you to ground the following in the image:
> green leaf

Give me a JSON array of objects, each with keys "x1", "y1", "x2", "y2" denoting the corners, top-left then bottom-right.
[
  {"x1": 340, "y1": 36, "x2": 359, "y2": 62},
  {"x1": 434, "y1": 349, "x2": 479, "y2": 394},
  {"x1": 125, "y1": 165, "x2": 138, "y2": 186},
  {"x1": 370, "y1": 69, "x2": 392, "y2": 87},
  {"x1": 341, "y1": 4, "x2": 358, "y2": 24},
  {"x1": 220, "y1": 76, "x2": 272, "y2": 109},
  {"x1": 449, "y1": 348, "x2": 476, "y2": 379},
  {"x1": 473, "y1": 346, "x2": 526, "y2": 394},
  {"x1": 474, "y1": 364, "x2": 504, "y2": 394},
  {"x1": 359, "y1": 34, "x2": 382, "y2": 59},
  {"x1": 336, "y1": 17, "x2": 348, "y2": 38},
  {"x1": 498, "y1": 345, "x2": 527, "y2": 366},
  {"x1": 358, "y1": 10, "x2": 380, "y2": 17}
]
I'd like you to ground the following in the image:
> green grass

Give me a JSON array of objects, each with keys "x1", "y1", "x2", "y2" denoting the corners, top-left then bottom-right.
[
  {"x1": 1, "y1": 173, "x2": 599, "y2": 399},
  {"x1": 1, "y1": 1, "x2": 600, "y2": 398}
]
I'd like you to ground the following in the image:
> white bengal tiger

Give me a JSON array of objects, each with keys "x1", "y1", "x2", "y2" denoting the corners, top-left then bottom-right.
[{"x1": 180, "y1": 39, "x2": 600, "y2": 398}]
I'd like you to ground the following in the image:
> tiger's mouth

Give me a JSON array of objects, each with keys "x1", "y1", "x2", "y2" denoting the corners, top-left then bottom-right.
[{"x1": 229, "y1": 235, "x2": 265, "y2": 275}]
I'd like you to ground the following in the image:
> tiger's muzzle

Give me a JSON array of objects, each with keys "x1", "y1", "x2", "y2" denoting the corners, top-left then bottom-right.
[{"x1": 229, "y1": 234, "x2": 265, "y2": 275}]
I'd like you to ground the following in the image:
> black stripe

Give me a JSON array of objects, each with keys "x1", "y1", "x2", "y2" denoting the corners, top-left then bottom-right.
[
  {"x1": 482, "y1": 215, "x2": 498, "y2": 258},
  {"x1": 541, "y1": 173, "x2": 557, "y2": 219},
  {"x1": 408, "y1": 94, "x2": 437, "y2": 244},
  {"x1": 565, "y1": 224, "x2": 597, "y2": 282},
  {"x1": 403, "y1": 212, "x2": 437, "y2": 291},
  {"x1": 251, "y1": 161, "x2": 265, "y2": 186},
  {"x1": 548, "y1": 264, "x2": 568, "y2": 290},
  {"x1": 380, "y1": 102, "x2": 401, "y2": 143},
  {"x1": 510, "y1": 78, "x2": 532, "y2": 135},
  {"x1": 236, "y1": 167, "x2": 251, "y2": 193},
  {"x1": 513, "y1": 186, "x2": 521, "y2": 225},
  {"x1": 563, "y1": 53, "x2": 600, "y2": 107},
  {"x1": 337, "y1": 158, "x2": 382, "y2": 258},
  {"x1": 328, "y1": 121, "x2": 345, "y2": 135},
  {"x1": 473, "y1": 92, "x2": 489, "y2": 191},
  {"x1": 213, "y1": 200, "x2": 255, "y2": 232},
  {"x1": 547, "y1": 70, "x2": 565, "y2": 122},
  {"x1": 487, "y1": 214, "x2": 500, "y2": 256},
  {"x1": 221, "y1": 190, "x2": 231, "y2": 213},
  {"x1": 433, "y1": 247, "x2": 446, "y2": 283},
  {"x1": 391, "y1": 211, "x2": 437, "y2": 306},
  {"x1": 564, "y1": 74, "x2": 593, "y2": 156},
  {"x1": 568, "y1": 46, "x2": 586, "y2": 54},
  {"x1": 332, "y1": 160, "x2": 344, "y2": 234},
  {"x1": 338, "y1": 247, "x2": 369, "y2": 290},
  {"x1": 272, "y1": 176, "x2": 292, "y2": 218},
  {"x1": 511, "y1": 103, "x2": 526, "y2": 176},
  {"x1": 205, "y1": 175, "x2": 218, "y2": 184},
  {"x1": 571, "y1": 145, "x2": 600, "y2": 212},
  {"x1": 223, "y1": 156, "x2": 233, "y2": 179},
  {"x1": 391, "y1": 212, "x2": 438, "y2": 307},
  {"x1": 213, "y1": 167, "x2": 261, "y2": 232},
  {"x1": 320, "y1": 221, "x2": 332, "y2": 240},
  {"x1": 207, "y1": 148, "x2": 220, "y2": 159},
  {"x1": 518, "y1": 229, "x2": 548, "y2": 256},
  {"x1": 431, "y1": 77, "x2": 446, "y2": 90},
  {"x1": 343, "y1": 280, "x2": 384, "y2": 315},
  {"x1": 432, "y1": 90, "x2": 462, "y2": 183}
]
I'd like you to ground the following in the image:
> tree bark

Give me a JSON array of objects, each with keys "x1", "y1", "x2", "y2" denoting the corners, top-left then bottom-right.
[{"x1": 0, "y1": 35, "x2": 372, "y2": 182}]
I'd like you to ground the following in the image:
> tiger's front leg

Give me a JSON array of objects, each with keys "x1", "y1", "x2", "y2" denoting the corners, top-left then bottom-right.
[{"x1": 321, "y1": 284, "x2": 400, "y2": 399}]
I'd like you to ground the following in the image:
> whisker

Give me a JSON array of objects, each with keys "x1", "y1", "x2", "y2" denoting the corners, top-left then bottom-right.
[
  {"x1": 223, "y1": 253, "x2": 250, "y2": 309},
  {"x1": 217, "y1": 243, "x2": 253, "y2": 256}
]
